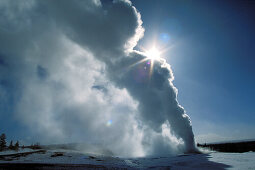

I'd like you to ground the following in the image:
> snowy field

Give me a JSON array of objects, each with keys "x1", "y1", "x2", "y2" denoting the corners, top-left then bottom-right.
[{"x1": 0, "y1": 149, "x2": 255, "y2": 169}]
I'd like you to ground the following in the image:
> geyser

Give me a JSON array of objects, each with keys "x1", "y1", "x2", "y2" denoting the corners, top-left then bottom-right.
[
  {"x1": 0, "y1": 0, "x2": 197, "y2": 156},
  {"x1": 107, "y1": 51, "x2": 197, "y2": 154}
]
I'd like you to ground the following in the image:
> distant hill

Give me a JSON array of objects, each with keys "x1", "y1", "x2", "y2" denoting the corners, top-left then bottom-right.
[
  {"x1": 197, "y1": 140, "x2": 255, "y2": 153},
  {"x1": 205, "y1": 138, "x2": 255, "y2": 145}
]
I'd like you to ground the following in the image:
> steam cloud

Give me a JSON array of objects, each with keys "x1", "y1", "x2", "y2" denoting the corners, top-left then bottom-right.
[{"x1": 0, "y1": 0, "x2": 196, "y2": 156}]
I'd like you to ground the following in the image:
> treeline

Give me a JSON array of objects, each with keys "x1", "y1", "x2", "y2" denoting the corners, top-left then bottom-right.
[
  {"x1": 0, "y1": 133, "x2": 19, "y2": 151},
  {"x1": 0, "y1": 133, "x2": 42, "y2": 152},
  {"x1": 197, "y1": 141, "x2": 255, "y2": 153}
]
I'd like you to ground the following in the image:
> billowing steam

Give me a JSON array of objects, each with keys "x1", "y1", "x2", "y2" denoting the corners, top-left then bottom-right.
[
  {"x1": 0, "y1": 0, "x2": 196, "y2": 156},
  {"x1": 107, "y1": 51, "x2": 197, "y2": 154}
]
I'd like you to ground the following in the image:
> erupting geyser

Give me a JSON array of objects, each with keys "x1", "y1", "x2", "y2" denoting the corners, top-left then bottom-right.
[
  {"x1": 0, "y1": 0, "x2": 197, "y2": 156},
  {"x1": 107, "y1": 50, "x2": 198, "y2": 154}
]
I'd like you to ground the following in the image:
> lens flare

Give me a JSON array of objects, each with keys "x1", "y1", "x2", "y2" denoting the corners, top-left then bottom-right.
[{"x1": 107, "y1": 120, "x2": 112, "y2": 126}]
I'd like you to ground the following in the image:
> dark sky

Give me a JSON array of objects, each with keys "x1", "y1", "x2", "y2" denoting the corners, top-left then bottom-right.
[{"x1": 132, "y1": 0, "x2": 255, "y2": 142}]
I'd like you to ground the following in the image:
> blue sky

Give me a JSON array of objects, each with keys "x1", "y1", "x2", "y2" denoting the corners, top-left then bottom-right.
[{"x1": 132, "y1": 0, "x2": 255, "y2": 143}]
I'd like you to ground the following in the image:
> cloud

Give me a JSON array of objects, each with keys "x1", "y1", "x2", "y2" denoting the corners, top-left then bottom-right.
[{"x1": 0, "y1": 0, "x2": 196, "y2": 156}]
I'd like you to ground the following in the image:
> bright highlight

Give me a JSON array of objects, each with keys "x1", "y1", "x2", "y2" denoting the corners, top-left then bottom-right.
[
  {"x1": 146, "y1": 47, "x2": 161, "y2": 61},
  {"x1": 107, "y1": 120, "x2": 112, "y2": 126}
]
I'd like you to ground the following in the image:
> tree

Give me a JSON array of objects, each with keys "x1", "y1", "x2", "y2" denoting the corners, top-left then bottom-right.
[
  {"x1": 30, "y1": 142, "x2": 41, "y2": 149},
  {"x1": 9, "y1": 140, "x2": 14, "y2": 150},
  {"x1": 14, "y1": 141, "x2": 19, "y2": 151},
  {"x1": 0, "y1": 133, "x2": 7, "y2": 151}
]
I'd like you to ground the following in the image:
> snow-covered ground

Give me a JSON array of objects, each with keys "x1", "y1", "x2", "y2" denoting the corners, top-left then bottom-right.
[
  {"x1": 0, "y1": 148, "x2": 34, "y2": 156},
  {"x1": 0, "y1": 149, "x2": 254, "y2": 169},
  {"x1": 209, "y1": 152, "x2": 255, "y2": 170}
]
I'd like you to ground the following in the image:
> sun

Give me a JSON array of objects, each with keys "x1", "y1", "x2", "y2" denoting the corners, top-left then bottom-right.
[
  {"x1": 145, "y1": 47, "x2": 161, "y2": 61},
  {"x1": 127, "y1": 46, "x2": 164, "y2": 76}
]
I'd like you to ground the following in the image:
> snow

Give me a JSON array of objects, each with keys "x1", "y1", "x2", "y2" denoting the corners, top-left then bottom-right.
[
  {"x1": 209, "y1": 152, "x2": 255, "y2": 170},
  {"x1": 0, "y1": 148, "x2": 34, "y2": 155},
  {"x1": 0, "y1": 149, "x2": 255, "y2": 169}
]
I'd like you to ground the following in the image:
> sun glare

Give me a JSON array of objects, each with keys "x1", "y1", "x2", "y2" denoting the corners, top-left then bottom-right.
[
  {"x1": 146, "y1": 47, "x2": 161, "y2": 61},
  {"x1": 128, "y1": 45, "x2": 164, "y2": 77}
]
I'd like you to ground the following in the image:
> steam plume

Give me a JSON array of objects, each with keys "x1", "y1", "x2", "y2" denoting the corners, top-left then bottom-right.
[{"x1": 0, "y1": 0, "x2": 196, "y2": 156}]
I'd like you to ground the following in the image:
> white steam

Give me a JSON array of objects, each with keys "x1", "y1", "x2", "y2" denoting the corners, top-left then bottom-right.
[{"x1": 0, "y1": 0, "x2": 196, "y2": 156}]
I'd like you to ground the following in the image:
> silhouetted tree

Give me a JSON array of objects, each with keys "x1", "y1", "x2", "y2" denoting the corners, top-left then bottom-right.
[
  {"x1": 30, "y1": 142, "x2": 41, "y2": 149},
  {"x1": 9, "y1": 140, "x2": 14, "y2": 150},
  {"x1": 0, "y1": 133, "x2": 7, "y2": 151},
  {"x1": 14, "y1": 141, "x2": 19, "y2": 151}
]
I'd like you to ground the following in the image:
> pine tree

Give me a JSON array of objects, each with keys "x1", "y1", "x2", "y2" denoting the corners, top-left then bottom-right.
[
  {"x1": 14, "y1": 141, "x2": 19, "y2": 151},
  {"x1": 9, "y1": 140, "x2": 14, "y2": 150},
  {"x1": 0, "y1": 133, "x2": 7, "y2": 151}
]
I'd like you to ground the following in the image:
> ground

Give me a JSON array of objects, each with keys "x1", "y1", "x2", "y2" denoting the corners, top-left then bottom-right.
[{"x1": 0, "y1": 148, "x2": 255, "y2": 169}]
